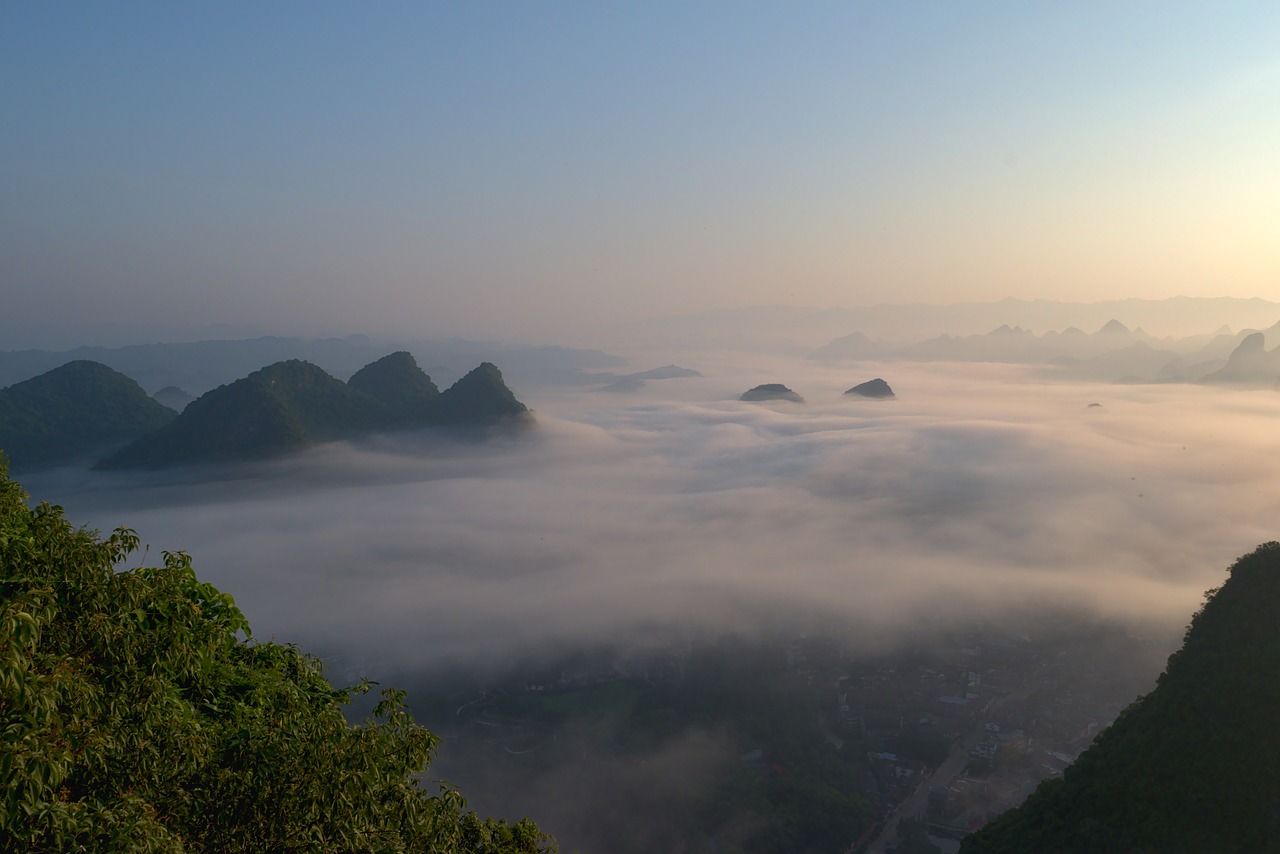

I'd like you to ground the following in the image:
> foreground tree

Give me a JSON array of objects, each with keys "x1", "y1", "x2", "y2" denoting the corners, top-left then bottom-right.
[{"x1": 0, "y1": 461, "x2": 553, "y2": 852}]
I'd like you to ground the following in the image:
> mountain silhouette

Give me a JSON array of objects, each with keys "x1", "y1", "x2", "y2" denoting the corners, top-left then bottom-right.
[
  {"x1": 740, "y1": 383, "x2": 804, "y2": 403},
  {"x1": 347, "y1": 351, "x2": 440, "y2": 425},
  {"x1": 0, "y1": 360, "x2": 175, "y2": 472},
  {"x1": 845, "y1": 378, "x2": 895, "y2": 399},
  {"x1": 98, "y1": 357, "x2": 529, "y2": 469},
  {"x1": 431, "y1": 362, "x2": 529, "y2": 425},
  {"x1": 1201, "y1": 332, "x2": 1280, "y2": 385}
]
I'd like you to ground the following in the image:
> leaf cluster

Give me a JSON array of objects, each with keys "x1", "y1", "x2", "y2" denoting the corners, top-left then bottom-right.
[{"x1": 0, "y1": 461, "x2": 553, "y2": 852}]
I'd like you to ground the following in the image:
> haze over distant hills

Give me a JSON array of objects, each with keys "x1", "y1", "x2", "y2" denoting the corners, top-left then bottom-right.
[
  {"x1": 816, "y1": 317, "x2": 1280, "y2": 386},
  {"x1": 611, "y1": 297, "x2": 1280, "y2": 355},
  {"x1": 0, "y1": 335, "x2": 622, "y2": 398},
  {"x1": 588, "y1": 364, "x2": 703, "y2": 394},
  {"x1": 9, "y1": 296, "x2": 1280, "y2": 473},
  {"x1": 6, "y1": 298, "x2": 1280, "y2": 395}
]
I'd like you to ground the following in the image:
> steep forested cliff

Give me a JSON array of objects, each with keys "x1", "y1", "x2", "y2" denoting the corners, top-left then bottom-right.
[{"x1": 962, "y1": 543, "x2": 1280, "y2": 853}]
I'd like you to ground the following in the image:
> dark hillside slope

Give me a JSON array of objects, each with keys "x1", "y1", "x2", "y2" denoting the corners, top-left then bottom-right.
[
  {"x1": 347, "y1": 351, "x2": 439, "y2": 426},
  {"x1": 962, "y1": 543, "x2": 1280, "y2": 854},
  {"x1": 99, "y1": 357, "x2": 530, "y2": 469},
  {"x1": 247, "y1": 360, "x2": 384, "y2": 440},
  {"x1": 433, "y1": 362, "x2": 529, "y2": 425},
  {"x1": 99, "y1": 360, "x2": 383, "y2": 469},
  {"x1": 0, "y1": 360, "x2": 175, "y2": 472}
]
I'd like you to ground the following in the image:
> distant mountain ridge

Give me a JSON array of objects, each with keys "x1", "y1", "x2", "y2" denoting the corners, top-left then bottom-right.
[
  {"x1": 585, "y1": 364, "x2": 704, "y2": 393},
  {"x1": 961, "y1": 543, "x2": 1280, "y2": 853},
  {"x1": 0, "y1": 335, "x2": 622, "y2": 397},
  {"x1": 1200, "y1": 331, "x2": 1280, "y2": 386},
  {"x1": 0, "y1": 361, "x2": 176, "y2": 472},
  {"x1": 99, "y1": 353, "x2": 529, "y2": 470},
  {"x1": 617, "y1": 297, "x2": 1280, "y2": 355},
  {"x1": 815, "y1": 318, "x2": 1280, "y2": 385}
]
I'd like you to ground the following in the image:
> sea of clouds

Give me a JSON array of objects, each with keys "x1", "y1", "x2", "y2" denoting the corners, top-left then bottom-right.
[{"x1": 27, "y1": 354, "x2": 1280, "y2": 678}]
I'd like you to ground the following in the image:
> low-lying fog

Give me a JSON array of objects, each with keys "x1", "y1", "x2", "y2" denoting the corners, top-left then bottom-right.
[{"x1": 26, "y1": 353, "x2": 1280, "y2": 678}]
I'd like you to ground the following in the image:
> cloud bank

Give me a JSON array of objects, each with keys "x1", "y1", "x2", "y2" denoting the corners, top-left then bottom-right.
[{"x1": 29, "y1": 358, "x2": 1280, "y2": 677}]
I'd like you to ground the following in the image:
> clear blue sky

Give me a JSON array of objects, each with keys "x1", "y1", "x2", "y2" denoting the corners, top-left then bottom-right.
[{"x1": 3, "y1": 2, "x2": 1278, "y2": 345}]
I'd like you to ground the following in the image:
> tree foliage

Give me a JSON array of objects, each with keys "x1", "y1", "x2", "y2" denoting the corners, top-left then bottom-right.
[{"x1": 0, "y1": 461, "x2": 553, "y2": 852}]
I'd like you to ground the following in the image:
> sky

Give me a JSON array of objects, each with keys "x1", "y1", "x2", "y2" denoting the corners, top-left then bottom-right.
[{"x1": 3, "y1": 2, "x2": 1280, "y2": 347}]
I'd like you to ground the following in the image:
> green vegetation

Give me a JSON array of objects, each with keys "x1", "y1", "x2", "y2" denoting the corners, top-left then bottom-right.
[
  {"x1": 98, "y1": 354, "x2": 530, "y2": 470},
  {"x1": 432, "y1": 363, "x2": 529, "y2": 426},
  {"x1": 0, "y1": 361, "x2": 175, "y2": 472},
  {"x1": 348, "y1": 351, "x2": 440, "y2": 424},
  {"x1": 961, "y1": 543, "x2": 1280, "y2": 854},
  {"x1": 0, "y1": 461, "x2": 553, "y2": 852},
  {"x1": 99, "y1": 360, "x2": 383, "y2": 469}
]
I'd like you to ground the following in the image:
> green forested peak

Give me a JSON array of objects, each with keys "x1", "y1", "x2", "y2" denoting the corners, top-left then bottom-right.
[
  {"x1": 0, "y1": 360, "x2": 175, "y2": 472},
  {"x1": 435, "y1": 362, "x2": 529, "y2": 424},
  {"x1": 73, "y1": 355, "x2": 529, "y2": 470},
  {"x1": 348, "y1": 351, "x2": 440, "y2": 414}
]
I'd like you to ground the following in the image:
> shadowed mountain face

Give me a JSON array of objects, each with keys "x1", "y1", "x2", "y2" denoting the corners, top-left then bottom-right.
[
  {"x1": 431, "y1": 362, "x2": 529, "y2": 425},
  {"x1": 98, "y1": 355, "x2": 529, "y2": 470},
  {"x1": 844, "y1": 378, "x2": 895, "y2": 399},
  {"x1": 0, "y1": 360, "x2": 175, "y2": 472},
  {"x1": 740, "y1": 383, "x2": 804, "y2": 403},
  {"x1": 961, "y1": 543, "x2": 1280, "y2": 854},
  {"x1": 98, "y1": 360, "x2": 382, "y2": 469},
  {"x1": 347, "y1": 351, "x2": 440, "y2": 425}
]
